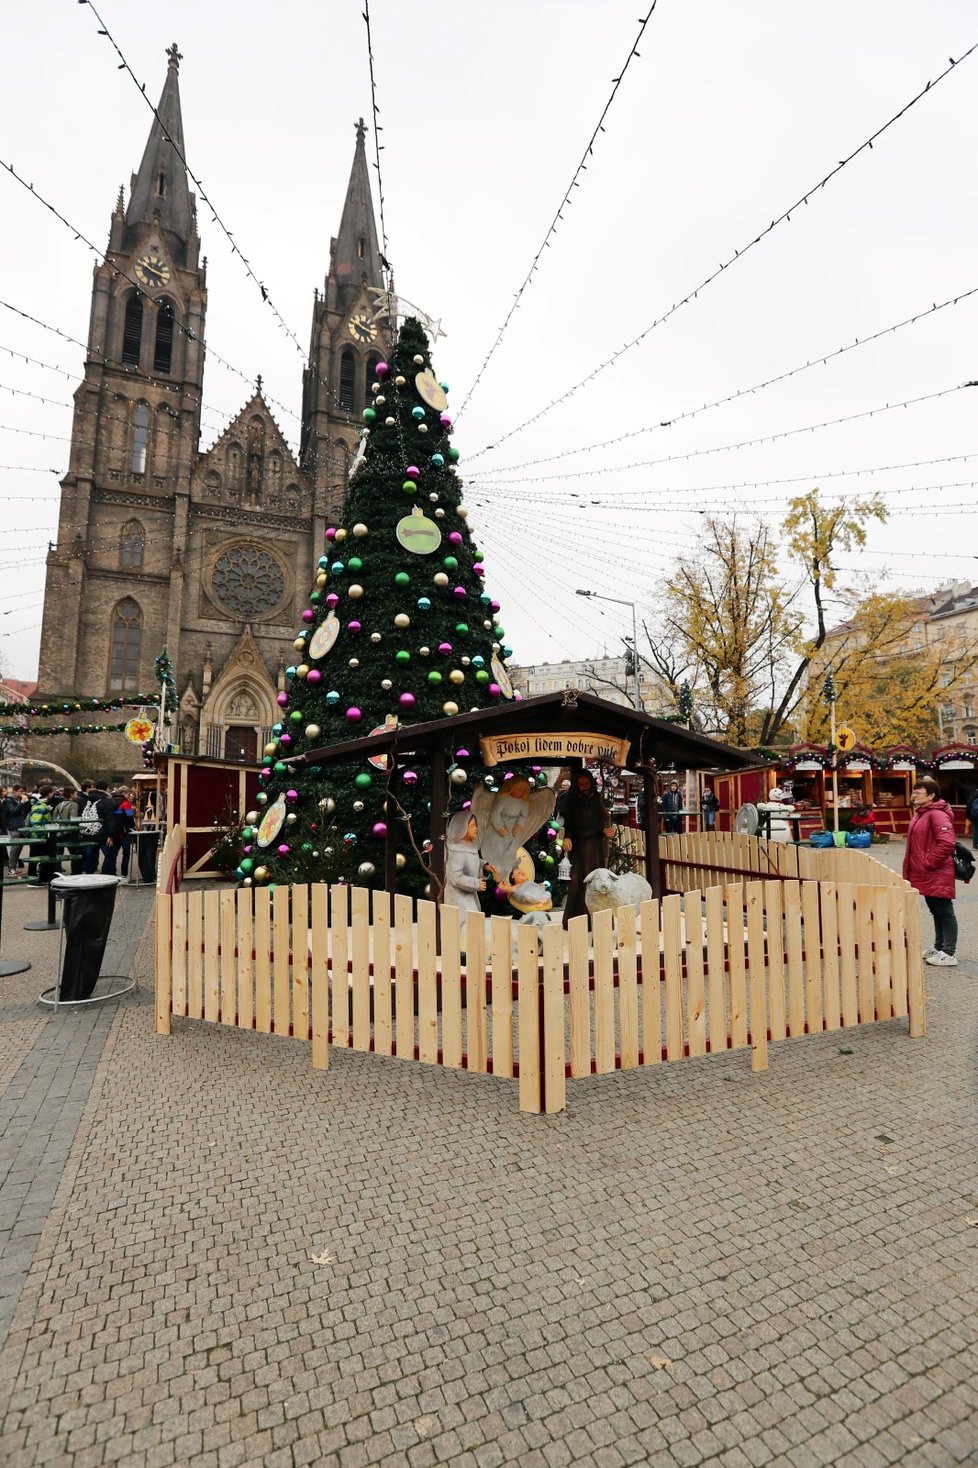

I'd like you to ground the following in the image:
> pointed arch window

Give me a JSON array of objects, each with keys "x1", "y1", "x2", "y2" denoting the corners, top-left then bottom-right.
[
  {"x1": 131, "y1": 402, "x2": 150, "y2": 474},
  {"x1": 109, "y1": 598, "x2": 142, "y2": 691},
  {"x1": 157, "y1": 169, "x2": 167, "y2": 198},
  {"x1": 122, "y1": 294, "x2": 144, "y2": 367},
  {"x1": 119, "y1": 520, "x2": 144, "y2": 568},
  {"x1": 357, "y1": 237, "x2": 365, "y2": 259},
  {"x1": 366, "y1": 354, "x2": 381, "y2": 404},
  {"x1": 227, "y1": 443, "x2": 242, "y2": 490},
  {"x1": 339, "y1": 349, "x2": 356, "y2": 411},
  {"x1": 153, "y1": 299, "x2": 174, "y2": 374}
]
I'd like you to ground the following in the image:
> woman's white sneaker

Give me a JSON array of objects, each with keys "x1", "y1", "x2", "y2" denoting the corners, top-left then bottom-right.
[{"x1": 925, "y1": 951, "x2": 958, "y2": 967}]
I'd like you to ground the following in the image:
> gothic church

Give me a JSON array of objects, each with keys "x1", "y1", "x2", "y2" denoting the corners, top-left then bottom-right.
[{"x1": 34, "y1": 44, "x2": 391, "y2": 774}]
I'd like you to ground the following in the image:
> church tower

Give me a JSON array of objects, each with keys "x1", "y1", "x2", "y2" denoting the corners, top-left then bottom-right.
[
  {"x1": 301, "y1": 119, "x2": 392, "y2": 527},
  {"x1": 35, "y1": 42, "x2": 205, "y2": 773}
]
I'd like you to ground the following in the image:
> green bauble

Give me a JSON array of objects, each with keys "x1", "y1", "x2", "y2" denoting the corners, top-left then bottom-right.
[
  {"x1": 355, "y1": 772, "x2": 373, "y2": 789},
  {"x1": 427, "y1": 670, "x2": 443, "y2": 684},
  {"x1": 363, "y1": 408, "x2": 377, "y2": 424},
  {"x1": 395, "y1": 650, "x2": 411, "y2": 664},
  {"x1": 273, "y1": 761, "x2": 287, "y2": 773},
  {"x1": 443, "y1": 556, "x2": 458, "y2": 571},
  {"x1": 348, "y1": 556, "x2": 363, "y2": 572},
  {"x1": 475, "y1": 670, "x2": 490, "y2": 684},
  {"x1": 448, "y1": 446, "x2": 460, "y2": 462},
  {"x1": 394, "y1": 572, "x2": 411, "y2": 587}
]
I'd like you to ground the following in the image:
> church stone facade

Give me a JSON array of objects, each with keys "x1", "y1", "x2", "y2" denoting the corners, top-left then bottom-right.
[{"x1": 32, "y1": 45, "x2": 391, "y2": 776}]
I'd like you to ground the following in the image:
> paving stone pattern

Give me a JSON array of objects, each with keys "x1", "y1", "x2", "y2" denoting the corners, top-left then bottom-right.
[{"x1": 0, "y1": 851, "x2": 976, "y2": 1466}]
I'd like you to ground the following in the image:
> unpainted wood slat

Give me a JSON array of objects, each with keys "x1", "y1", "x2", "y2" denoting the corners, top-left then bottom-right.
[
  {"x1": 662, "y1": 894, "x2": 685, "y2": 1061},
  {"x1": 855, "y1": 886, "x2": 876, "y2": 1024},
  {"x1": 542, "y1": 924, "x2": 566, "y2": 1113},
  {"x1": 617, "y1": 905, "x2": 640, "y2": 1071},
  {"x1": 439, "y1": 904, "x2": 463, "y2": 1069},
  {"x1": 517, "y1": 924, "x2": 541, "y2": 1113},
  {"x1": 567, "y1": 913, "x2": 591, "y2": 1078},
  {"x1": 393, "y1": 892, "x2": 414, "y2": 1059},
  {"x1": 725, "y1": 885, "x2": 748, "y2": 1050},
  {"x1": 219, "y1": 889, "x2": 237, "y2": 1027},
  {"x1": 330, "y1": 885, "x2": 350, "y2": 1048},
  {"x1": 310, "y1": 885, "x2": 329, "y2": 1069},
  {"x1": 683, "y1": 891, "x2": 706, "y2": 1058},
  {"x1": 350, "y1": 886, "x2": 371, "y2": 1051},
  {"x1": 592, "y1": 908, "x2": 616, "y2": 1074},
  {"x1": 154, "y1": 893, "x2": 172, "y2": 1035},
  {"x1": 763, "y1": 881, "x2": 786, "y2": 1042},
  {"x1": 253, "y1": 889, "x2": 271, "y2": 1033},
  {"x1": 783, "y1": 882, "x2": 804, "y2": 1036},
  {"x1": 819, "y1": 882, "x2": 841, "y2": 1031},
  {"x1": 236, "y1": 892, "x2": 254, "y2": 1032},
  {"x1": 744, "y1": 882, "x2": 768, "y2": 1071},
  {"x1": 416, "y1": 899, "x2": 439, "y2": 1064},
  {"x1": 272, "y1": 886, "x2": 291, "y2": 1035},
  {"x1": 872, "y1": 891, "x2": 893, "y2": 1020},
  {"x1": 887, "y1": 888, "x2": 909, "y2": 1020},
  {"x1": 203, "y1": 889, "x2": 220, "y2": 1024},
  {"x1": 905, "y1": 892, "x2": 926, "y2": 1037},
  {"x1": 464, "y1": 910, "x2": 487, "y2": 1072},
  {"x1": 801, "y1": 881, "x2": 823, "y2": 1035},
  {"x1": 704, "y1": 886, "x2": 726, "y2": 1052},
  {"x1": 490, "y1": 916, "x2": 514, "y2": 1079},
  {"x1": 372, "y1": 894, "x2": 393, "y2": 1056},
  {"x1": 837, "y1": 884, "x2": 859, "y2": 1027},
  {"x1": 186, "y1": 889, "x2": 204, "y2": 1021},
  {"x1": 170, "y1": 893, "x2": 187, "y2": 1018},
  {"x1": 291, "y1": 885, "x2": 310, "y2": 1042}
]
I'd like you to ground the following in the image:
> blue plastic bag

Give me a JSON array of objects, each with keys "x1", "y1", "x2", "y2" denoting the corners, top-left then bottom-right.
[
  {"x1": 809, "y1": 831, "x2": 834, "y2": 848},
  {"x1": 846, "y1": 830, "x2": 872, "y2": 849}
]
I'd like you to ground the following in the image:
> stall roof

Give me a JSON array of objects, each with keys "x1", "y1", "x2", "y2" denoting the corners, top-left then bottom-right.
[{"x1": 294, "y1": 690, "x2": 755, "y2": 772}]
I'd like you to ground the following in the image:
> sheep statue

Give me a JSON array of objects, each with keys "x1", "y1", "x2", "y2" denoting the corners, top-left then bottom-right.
[{"x1": 583, "y1": 867, "x2": 653, "y2": 915}]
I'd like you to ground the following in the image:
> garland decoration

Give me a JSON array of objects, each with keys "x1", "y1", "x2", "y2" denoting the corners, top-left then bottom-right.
[
  {"x1": 0, "y1": 720, "x2": 133, "y2": 736},
  {"x1": 0, "y1": 693, "x2": 161, "y2": 719}
]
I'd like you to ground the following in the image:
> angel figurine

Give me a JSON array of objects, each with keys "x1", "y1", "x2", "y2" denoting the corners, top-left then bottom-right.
[{"x1": 470, "y1": 775, "x2": 556, "y2": 884}]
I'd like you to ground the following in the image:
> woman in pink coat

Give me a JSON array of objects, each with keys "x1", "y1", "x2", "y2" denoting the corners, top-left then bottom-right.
[{"x1": 903, "y1": 776, "x2": 958, "y2": 967}]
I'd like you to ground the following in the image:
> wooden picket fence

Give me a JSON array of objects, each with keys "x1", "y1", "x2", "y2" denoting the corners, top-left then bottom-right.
[
  {"x1": 657, "y1": 830, "x2": 911, "y2": 893},
  {"x1": 155, "y1": 825, "x2": 925, "y2": 1113}
]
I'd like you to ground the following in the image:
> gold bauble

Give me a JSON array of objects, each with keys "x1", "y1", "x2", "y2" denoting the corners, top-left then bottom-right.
[
  {"x1": 334, "y1": 528, "x2": 347, "y2": 542},
  {"x1": 442, "y1": 702, "x2": 459, "y2": 716},
  {"x1": 449, "y1": 669, "x2": 465, "y2": 684}
]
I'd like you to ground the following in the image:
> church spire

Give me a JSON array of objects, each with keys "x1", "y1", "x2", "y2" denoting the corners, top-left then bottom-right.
[
  {"x1": 330, "y1": 117, "x2": 384, "y2": 312},
  {"x1": 126, "y1": 42, "x2": 194, "y2": 247}
]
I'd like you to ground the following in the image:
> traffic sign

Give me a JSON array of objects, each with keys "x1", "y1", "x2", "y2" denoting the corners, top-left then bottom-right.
[{"x1": 836, "y1": 726, "x2": 857, "y2": 753}]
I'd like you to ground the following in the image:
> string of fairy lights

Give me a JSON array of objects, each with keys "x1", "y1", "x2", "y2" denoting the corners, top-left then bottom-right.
[
  {"x1": 456, "y1": 2, "x2": 659, "y2": 420},
  {"x1": 466, "y1": 41, "x2": 978, "y2": 455}
]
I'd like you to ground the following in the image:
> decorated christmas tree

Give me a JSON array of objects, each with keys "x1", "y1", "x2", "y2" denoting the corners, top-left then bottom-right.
[{"x1": 239, "y1": 318, "x2": 565, "y2": 902}]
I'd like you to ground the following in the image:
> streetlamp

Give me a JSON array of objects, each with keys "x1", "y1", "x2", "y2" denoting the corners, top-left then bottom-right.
[{"x1": 575, "y1": 589, "x2": 640, "y2": 711}]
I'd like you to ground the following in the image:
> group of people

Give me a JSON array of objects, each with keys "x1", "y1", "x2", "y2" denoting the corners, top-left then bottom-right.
[{"x1": 0, "y1": 780, "x2": 149, "y2": 880}]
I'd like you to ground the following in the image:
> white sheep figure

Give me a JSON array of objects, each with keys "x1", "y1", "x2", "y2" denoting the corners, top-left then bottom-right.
[{"x1": 583, "y1": 867, "x2": 653, "y2": 915}]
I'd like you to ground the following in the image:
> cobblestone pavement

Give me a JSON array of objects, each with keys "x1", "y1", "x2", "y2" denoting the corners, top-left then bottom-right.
[{"x1": 0, "y1": 853, "x2": 976, "y2": 1467}]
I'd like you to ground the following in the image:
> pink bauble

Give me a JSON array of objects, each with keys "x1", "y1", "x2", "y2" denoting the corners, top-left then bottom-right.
[
  {"x1": 440, "y1": 413, "x2": 452, "y2": 427},
  {"x1": 488, "y1": 683, "x2": 501, "y2": 697},
  {"x1": 372, "y1": 821, "x2": 387, "y2": 838},
  {"x1": 286, "y1": 789, "x2": 298, "y2": 801},
  {"x1": 472, "y1": 563, "x2": 485, "y2": 577},
  {"x1": 243, "y1": 844, "x2": 252, "y2": 854},
  {"x1": 276, "y1": 692, "x2": 289, "y2": 707},
  {"x1": 326, "y1": 527, "x2": 337, "y2": 541},
  {"x1": 279, "y1": 733, "x2": 292, "y2": 746},
  {"x1": 346, "y1": 706, "x2": 362, "y2": 721},
  {"x1": 453, "y1": 586, "x2": 466, "y2": 600},
  {"x1": 348, "y1": 619, "x2": 362, "y2": 634},
  {"x1": 462, "y1": 801, "x2": 472, "y2": 811},
  {"x1": 277, "y1": 843, "x2": 290, "y2": 857},
  {"x1": 306, "y1": 669, "x2": 322, "y2": 685},
  {"x1": 448, "y1": 531, "x2": 463, "y2": 545},
  {"x1": 326, "y1": 593, "x2": 340, "y2": 608},
  {"x1": 260, "y1": 767, "x2": 271, "y2": 778},
  {"x1": 438, "y1": 642, "x2": 452, "y2": 656},
  {"x1": 406, "y1": 464, "x2": 420, "y2": 478},
  {"x1": 402, "y1": 770, "x2": 418, "y2": 786},
  {"x1": 494, "y1": 884, "x2": 507, "y2": 900},
  {"x1": 399, "y1": 692, "x2": 416, "y2": 708},
  {"x1": 490, "y1": 600, "x2": 501, "y2": 613},
  {"x1": 456, "y1": 748, "x2": 470, "y2": 759},
  {"x1": 375, "y1": 361, "x2": 389, "y2": 377},
  {"x1": 302, "y1": 609, "x2": 315, "y2": 623}
]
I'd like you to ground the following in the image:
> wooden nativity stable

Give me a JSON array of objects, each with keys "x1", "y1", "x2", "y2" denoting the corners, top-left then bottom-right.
[{"x1": 293, "y1": 689, "x2": 755, "y2": 899}]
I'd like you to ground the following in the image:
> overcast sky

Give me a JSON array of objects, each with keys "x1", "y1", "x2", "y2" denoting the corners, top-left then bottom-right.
[{"x1": 1, "y1": 0, "x2": 976, "y2": 682}]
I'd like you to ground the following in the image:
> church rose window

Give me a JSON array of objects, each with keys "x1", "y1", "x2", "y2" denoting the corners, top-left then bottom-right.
[{"x1": 210, "y1": 545, "x2": 285, "y2": 618}]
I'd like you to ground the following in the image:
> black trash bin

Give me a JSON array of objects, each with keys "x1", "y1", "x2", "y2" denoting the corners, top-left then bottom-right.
[
  {"x1": 51, "y1": 874, "x2": 120, "y2": 1002},
  {"x1": 136, "y1": 828, "x2": 160, "y2": 884}
]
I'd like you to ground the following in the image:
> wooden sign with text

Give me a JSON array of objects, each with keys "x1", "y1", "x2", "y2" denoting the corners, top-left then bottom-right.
[{"x1": 480, "y1": 731, "x2": 632, "y2": 767}]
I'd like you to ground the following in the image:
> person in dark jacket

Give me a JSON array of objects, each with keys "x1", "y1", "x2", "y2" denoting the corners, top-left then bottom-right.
[
  {"x1": 701, "y1": 785, "x2": 720, "y2": 831},
  {"x1": 561, "y1": 771, "x2": 613, "y2": 927},
  {"x1": 903, "y1": 776, "x2": 958, "y2": 967},
  {"x1": 660, "y1": 780, "x2": 683, "y2": 834},
  {"x1": 98, "y1": 788, "x2": 128, "y2": 877},
  {"x1": 74, "y1": 780, "x2": 103, "y2": 875},
  {"x1": 1, "y1": 784, "x2": 30, "y2": 873}
]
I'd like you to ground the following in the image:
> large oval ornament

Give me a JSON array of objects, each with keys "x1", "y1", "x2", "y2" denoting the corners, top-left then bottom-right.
[
  {"x1": 308, "y1": 610, "x2": 340, "y2": 660},
  {"x1": 491, "y1": 653, "x2": 514, "y2": 699},
  {"x1": 256, "y1": 795, "x2": 287, "y2": 848},
  {"x1": 367, "y1": 713, "x2": 399, "y2": 771},
  {"x1": 396, "y1": 506, "x2": 442, "y2": 556},
  {"x1": 415, "y1": 370, "x2": 448, "y2": 411}
]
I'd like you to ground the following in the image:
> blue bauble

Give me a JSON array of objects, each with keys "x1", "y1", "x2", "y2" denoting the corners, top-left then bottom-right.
[
  {"x1": 439, "y1": 382, "x2": 449, "y2": 392},
  {"x1": 285, "y1": 665, "x2": 296, "y2": 679},
  {"x1": 331, "y1": 561, "x2": 345, "y2": 575},
  {"x1": 326, "y1": 690, "x2": 341, "y2": 706},
  {"x1": 417, "y1": 596, "x2": 432, "y2": 611},
  {"x1": 431, "y1": 453, "x2": 445, "y2": 467},
  {"x1": 471, "y1": 655, "x2": 485, "y2": 668},
  {"x1": 318, "y1": 556, "x2": 329, "y2": 570},
  {"x1": 480, "y1": 593, "x2": 492, "y2": 606},
  {"x1": 411, "y1": 406, "x2": 425, "y2": 421},
  {"x1": 272, "y1": 723, "x2": 283, "y2": 734}
]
